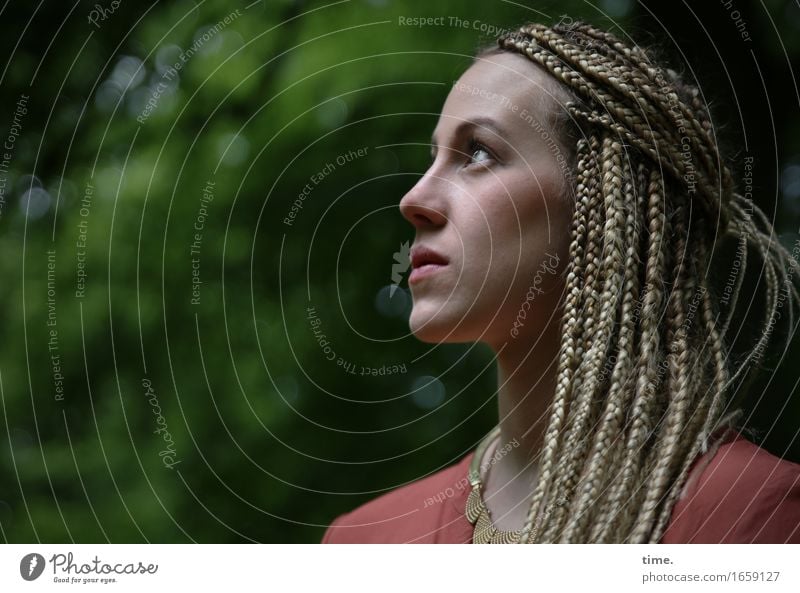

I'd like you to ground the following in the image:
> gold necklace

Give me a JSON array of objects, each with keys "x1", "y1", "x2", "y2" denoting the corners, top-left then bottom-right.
[{"x1": 465, "y1": 426, "x2": 524, "y2": 544}]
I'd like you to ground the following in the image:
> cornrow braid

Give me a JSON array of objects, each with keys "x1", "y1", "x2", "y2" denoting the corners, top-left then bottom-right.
[{"x1": 470, "y1": 19, "x2": 800, "y2": 543}]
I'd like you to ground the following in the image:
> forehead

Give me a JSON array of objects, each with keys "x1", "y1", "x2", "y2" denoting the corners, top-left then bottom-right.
[{"x1": 434, "y1": 52, "x2": 565, "y2": 139}]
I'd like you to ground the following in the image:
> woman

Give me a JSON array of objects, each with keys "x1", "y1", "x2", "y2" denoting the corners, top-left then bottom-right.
[{"x1": 322, "y1": 20, "x2": 800, "y2": 543}]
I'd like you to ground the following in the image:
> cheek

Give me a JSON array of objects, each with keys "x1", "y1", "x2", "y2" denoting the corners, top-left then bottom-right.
[
  {"x1": 489, "y1": 170, "x2": 569, "y2": 255},
  {"x1": 487, "y1": 172, "x2": 571, "y2": 295}
]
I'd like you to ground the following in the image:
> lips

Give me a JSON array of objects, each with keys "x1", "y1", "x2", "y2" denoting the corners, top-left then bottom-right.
[{"x1": 409, "y1": 245, "x2": 449, "y2": 284}]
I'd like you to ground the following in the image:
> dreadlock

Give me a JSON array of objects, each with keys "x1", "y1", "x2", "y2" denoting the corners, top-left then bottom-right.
[{"x1": 473, "y1": 20, "x2": 800, "y2": 543}]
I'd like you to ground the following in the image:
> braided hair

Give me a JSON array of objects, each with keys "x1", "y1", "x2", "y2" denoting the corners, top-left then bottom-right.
[{"x1": 472, "y1": 20, "x2": 800, "y2": 543}]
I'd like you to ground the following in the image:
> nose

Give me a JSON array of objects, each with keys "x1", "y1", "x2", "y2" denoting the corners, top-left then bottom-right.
[{"x1": 399, "y1": 170, "x2": 448, "y2": 229}]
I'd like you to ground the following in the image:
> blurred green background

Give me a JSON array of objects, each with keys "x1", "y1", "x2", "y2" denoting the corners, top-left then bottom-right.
[{"x1": 1, "y1": 0, "x2": 799, "y2": 543}]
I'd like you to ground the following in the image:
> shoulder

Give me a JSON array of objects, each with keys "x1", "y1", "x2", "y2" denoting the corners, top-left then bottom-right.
[
  {"x1": 321, "y1": 452, "x2": 475, "y2": 544},
  {"x1": 661, "y1": 433, "x2": 800, "y2": 543}
]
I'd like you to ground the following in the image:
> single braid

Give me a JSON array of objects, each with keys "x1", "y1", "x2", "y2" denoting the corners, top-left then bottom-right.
[
  {"x1": 586, "y1": 160, "x2": 649, "y2": 542},
  {"x1": 517, "y1": 137, "x2": 596, "y2": 542},
  {"x1": 594, "y1": 167, "x2": 667, "y2": 541},
  {"x1": 539, "y1": 136, "x2": 627, "y2": 541},
  {"x1": 560, "y1": 149, "x2": 642, "y2": 541},
  {"x1": 628, "y1": 200, "x2": 695, "y2": 541}
]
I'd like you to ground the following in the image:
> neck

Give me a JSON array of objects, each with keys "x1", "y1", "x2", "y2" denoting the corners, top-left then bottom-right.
[
  {"x1": 480, "y1": 315, "x2": 561, "y2": 530},
  {"x1": 496, "y1": 321, "x2": 560, "y2": 481}
]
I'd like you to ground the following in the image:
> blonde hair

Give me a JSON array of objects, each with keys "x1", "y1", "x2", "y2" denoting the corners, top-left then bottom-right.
[{"x1": 475, "y1": 20, "x2": 800, "y2": 543}]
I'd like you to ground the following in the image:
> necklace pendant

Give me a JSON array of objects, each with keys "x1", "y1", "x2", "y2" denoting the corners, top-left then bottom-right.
[
  {"x1": 466, "y1": 487, "x2": 483, "y2": 523},
  {"x1": 491, "y1": 528, "x2": 521, "y2": 544},
  {"x1": 473, "y1": 508, "x2": 497, "y2": 544},
  {"x1": 465, "y1": 426, "x2": 524, "y2": 544}
]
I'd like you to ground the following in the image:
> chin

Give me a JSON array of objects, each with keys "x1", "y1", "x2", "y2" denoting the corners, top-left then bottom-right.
[
  {"x1": 408, "y1": 310, "x2": 450, "y2": 343},
  {"x1": 408, "y1": 305, "x2": 483, "y2": 344}
]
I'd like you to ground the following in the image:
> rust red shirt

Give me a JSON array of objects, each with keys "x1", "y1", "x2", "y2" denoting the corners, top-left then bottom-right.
[{"x1": 321, "y1": 433, "x2": 800, "y2": 543}]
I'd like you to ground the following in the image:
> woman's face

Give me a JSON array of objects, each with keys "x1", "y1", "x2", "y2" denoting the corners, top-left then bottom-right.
[{"x1": 399, "y1": 51, "x2": 574, "y2": 348}]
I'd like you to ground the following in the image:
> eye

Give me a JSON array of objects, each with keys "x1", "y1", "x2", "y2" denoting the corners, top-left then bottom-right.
[{"x1": 466, "y1": 139, "x2": 493, "y2": 167}]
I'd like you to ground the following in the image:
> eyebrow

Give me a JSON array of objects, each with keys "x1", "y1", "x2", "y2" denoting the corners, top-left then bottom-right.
[{"x1": 429, "y1": 116, "x2": 509, "y2": 152}]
